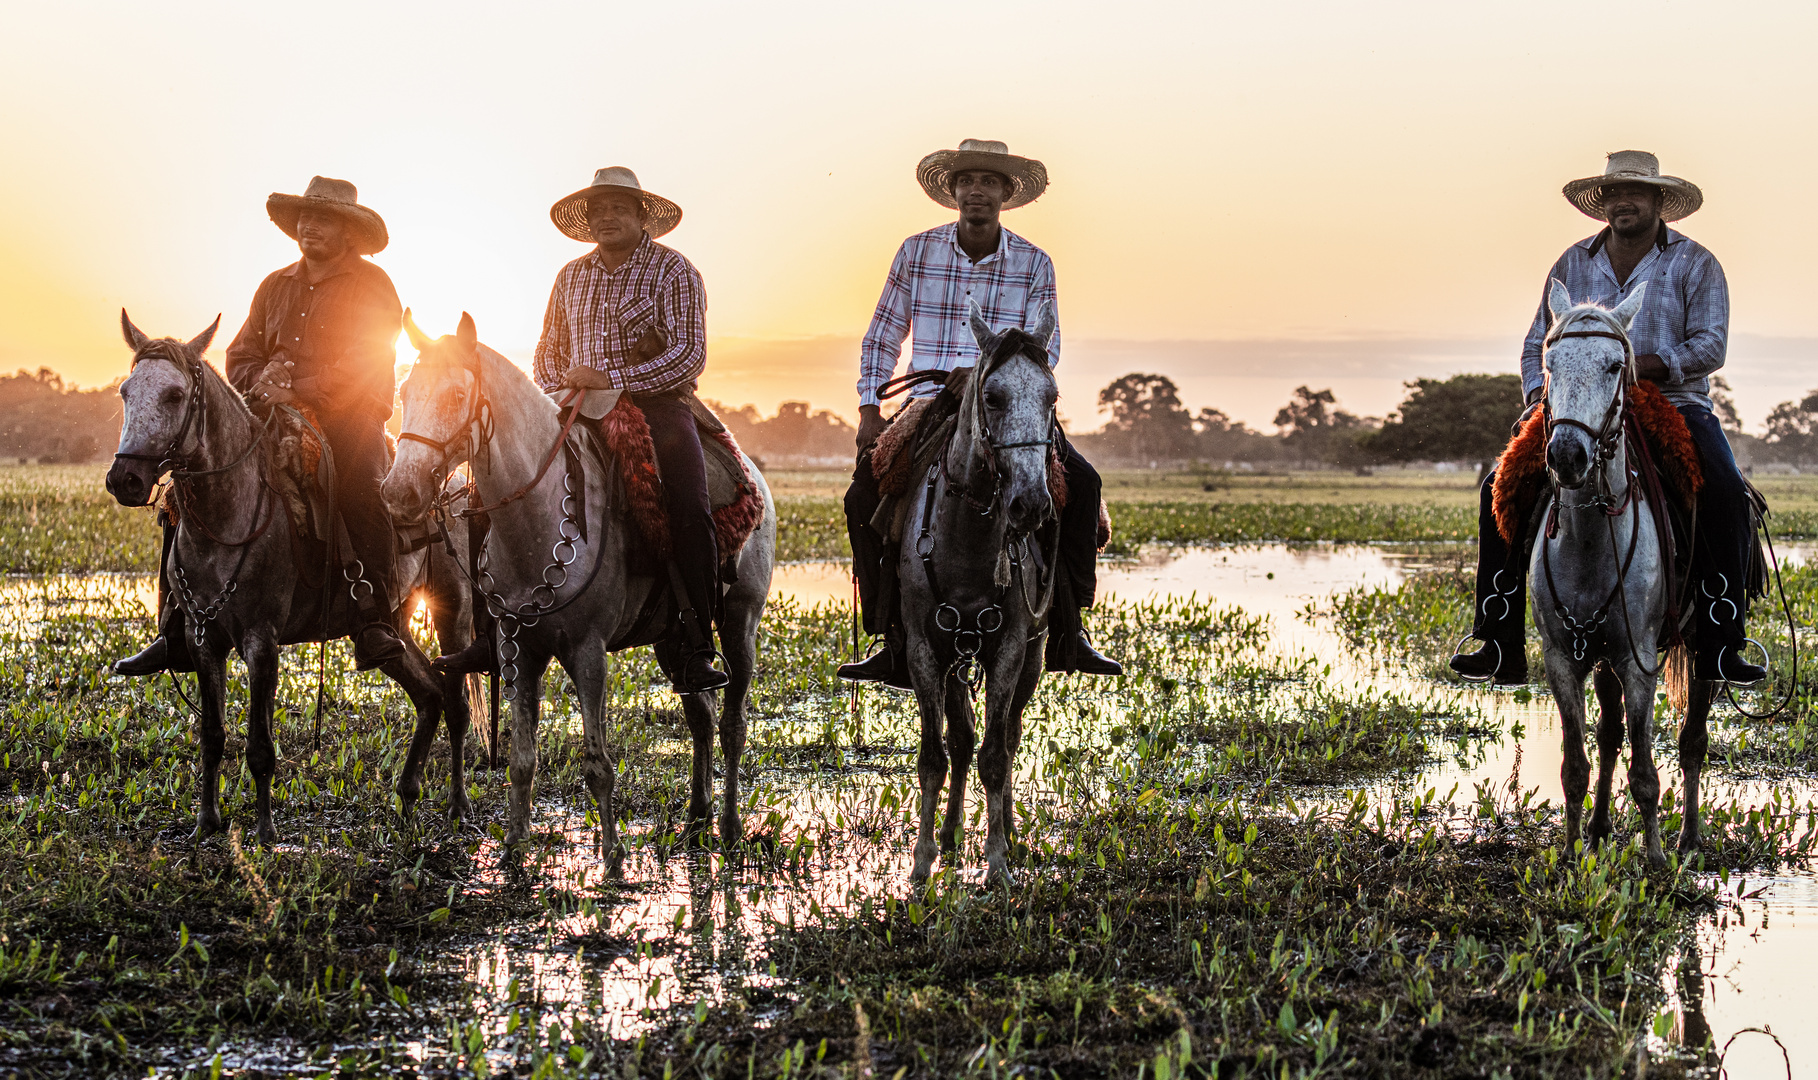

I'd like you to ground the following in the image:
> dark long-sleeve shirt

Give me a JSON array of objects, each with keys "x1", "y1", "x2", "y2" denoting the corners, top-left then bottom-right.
[
  {"x1": 531, "y1": 233, "x2": 707, "y2": 396},
  {"x1": 1520, "y1": 225, "x2": 1726, "y2": 412},
  {"x1": 225, "y1": 257, "x2": 403, "y2": 421}
]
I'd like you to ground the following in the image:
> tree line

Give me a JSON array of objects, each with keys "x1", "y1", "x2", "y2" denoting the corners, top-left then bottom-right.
[{"x1": 8, "y1": 361, "x2": 1818, "y2": 469}]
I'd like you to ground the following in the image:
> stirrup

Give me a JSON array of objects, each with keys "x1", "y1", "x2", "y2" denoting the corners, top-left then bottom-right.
[
  {"x1": 1715, "y1": 638, "x2": 1768, "y2": 686},
  {"x1": 1449, "y1": 635, "x2": 1500, "y2": 684}
]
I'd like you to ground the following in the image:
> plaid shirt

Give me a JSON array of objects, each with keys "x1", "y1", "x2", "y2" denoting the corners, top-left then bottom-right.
[
  {"x1": 1521, "y1": 225, "x2": 1727, "y2": 412},
  {"x1": 533, "y1": 233, "x2": 707, "y2": 395},
  {"x1": 857, "y1": 223, "x2": 1059, "y2": 407}
]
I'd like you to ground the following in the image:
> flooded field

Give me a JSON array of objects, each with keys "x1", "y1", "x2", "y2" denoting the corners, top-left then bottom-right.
[{"x1": 2, "y1": 541, "x2": 1816, "y2": 1077}]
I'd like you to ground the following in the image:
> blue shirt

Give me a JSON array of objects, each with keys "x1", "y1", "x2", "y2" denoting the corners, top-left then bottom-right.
[{"x1": 1520, "y1": 226, "x2": 1727, "y2": 412}]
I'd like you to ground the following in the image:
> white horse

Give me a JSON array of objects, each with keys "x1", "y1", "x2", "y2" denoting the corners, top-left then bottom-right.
[
  {"x1": 899, "y1": 303, "x2": 1061, "y2": 884},
  {"x1": 379, "y1": 314, "x2": 777, "y2": 861},
  {"x1": 1532, "y1": 280, "x2": 1706, "y2": 867}
]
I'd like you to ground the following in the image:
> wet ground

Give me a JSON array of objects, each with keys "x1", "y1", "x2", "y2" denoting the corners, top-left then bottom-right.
[{"x1": 7, "y1": 544, "x2": 1816, "y2": 1075}]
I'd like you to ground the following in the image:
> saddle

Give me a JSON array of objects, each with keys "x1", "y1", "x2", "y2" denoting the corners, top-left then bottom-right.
[
  {"x1": 1491, "y1": 381, "x2": 1767, "y2": 643},
  {"x1": 566, "y1": 389, "x2": 766, "y2": 574},
  {"x1": 865, "y1": 368, "x2": 1110, "y2": 549}
]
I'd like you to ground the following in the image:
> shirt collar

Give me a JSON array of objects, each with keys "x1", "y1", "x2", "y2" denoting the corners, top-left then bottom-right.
[
  {"x1": 279, "y1": 255, "x2": 364, "y2": 282},
  {"x1": 1582, "y1": 220, "x2": 1675, "y2": 258},
  {"x1": 946, "y1": 221, "x2": 1007, "y2": 264},
  {"x1": 589, "y1": 232, "x2": 654, "y2": 273}
]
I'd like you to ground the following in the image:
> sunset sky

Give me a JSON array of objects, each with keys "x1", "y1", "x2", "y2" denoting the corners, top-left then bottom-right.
[{"x1": 6, "y1": 0, "x2": 1818, "y2": 431}]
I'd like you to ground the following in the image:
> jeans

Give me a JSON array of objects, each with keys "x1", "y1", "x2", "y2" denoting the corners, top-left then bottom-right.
[{"x1": 637, "y1": 392, "x2": 720, "y2": 634}]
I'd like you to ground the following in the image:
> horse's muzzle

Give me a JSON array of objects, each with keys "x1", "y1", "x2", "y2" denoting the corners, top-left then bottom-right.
[
  {"x1": 1546, "y1": 431, "x2": 1591, "y2": 490},
  {"x1": 105, "y1": 457, "x2": 158, "y2": 506}
]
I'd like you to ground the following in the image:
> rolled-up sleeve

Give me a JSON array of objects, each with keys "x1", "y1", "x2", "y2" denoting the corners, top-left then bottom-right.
[
  {"x1": 857, "y1": 241, "x2": 915, "y2": 407},
  {"x1": 1656, "y1": 251, "x2": 1728, "y2": 385},
  {"x1": 621, "y1": 261, "x2": 706, "y2": 395},
  {"x1": 532, "y1": 271, "x2": 572, "y2": 393},
  {"x1": 1026, "y1": 253, "x2": 1060, "y2": 367},
  {"x1": 1519, "y1": 264, "x2": 1564, "y2": 405}
]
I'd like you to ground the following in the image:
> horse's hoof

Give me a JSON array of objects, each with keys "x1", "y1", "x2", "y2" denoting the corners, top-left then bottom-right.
[
  {"x1": 256, "y1": 821, "x2": 278, "y2": 846},
  {"x1": 985, "y1": 860, "x2": 1017, "y2": 887},
  {"x1": 719, "y1": 815, "x2": 744, "y2": 847},
  {"x1": 192, "y1": 817, "x2": 225, "y2": 842}
]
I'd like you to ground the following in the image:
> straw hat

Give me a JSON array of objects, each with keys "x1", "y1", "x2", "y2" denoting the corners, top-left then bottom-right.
[
  {"x1": 266, "y1": 176, "x2": 389, "y2": 255},
  {"x1": 1562, "y1": 150, "x2": 1703, "y2": 223},
  {"x1": 916, "y1": 139, "x2": 1049, "y2": 210},
  {"x1": 549, "y1": 167, "x2": 683, "y2": 242}
]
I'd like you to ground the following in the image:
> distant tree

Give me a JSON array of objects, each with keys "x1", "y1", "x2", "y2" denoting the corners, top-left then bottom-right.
[
  {"x1": 700, "y1": 399, "x2": 854, "y2": 464},
  {"x1": 1367, "y1": 373, "x2": 1525, "y2": 470},
  {"x1": 1273, "y1": 386, "x2": 1372, "y2": 466},
  {"x1": 1709, "y1": 375, "x2": 1743, "y2": 434},
  {"x1": 0, "y1": 367, "x2": 120, "y2": 463},
  {"x1": 1762, "y1": 390, "x2": 1818, "y2": 465},
  {"x1": 1097, "y1": 373, "x2": 1195, "y2": 461}
]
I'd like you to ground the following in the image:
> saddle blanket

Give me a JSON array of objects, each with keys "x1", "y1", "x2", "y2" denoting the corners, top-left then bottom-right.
[
  {"x1": 160, "y1": 403, "x2": 329, "y2": 541},
  {"x1": 586, "y1": 395, "x2": 766, "y2": 565},
  {"x1": 866, "y1": 371, "x2": 1111, "y2": 550},
  {"x1": 1491, "y1": 380, "x2": 1703, "y2": 545}
]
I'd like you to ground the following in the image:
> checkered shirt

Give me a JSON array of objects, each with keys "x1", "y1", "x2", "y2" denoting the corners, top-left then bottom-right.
[
  {"x1": 1521, "y1": 226, "x2": 1728, "y2": 412},
  {"x1": 532, "y1": 233, "x2": 707, "y2": 395},
  {"x1": 857, "y1": 223, "x2": 1059, "y2": 407}
]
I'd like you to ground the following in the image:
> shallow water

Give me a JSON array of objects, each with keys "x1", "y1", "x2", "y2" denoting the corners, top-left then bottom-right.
[{"x1": 13, "y1": 545, "x2": 1817, "y2": 1073}]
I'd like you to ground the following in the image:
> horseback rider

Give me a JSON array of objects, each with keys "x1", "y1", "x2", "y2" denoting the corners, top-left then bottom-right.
[
  {"x1": 1451, "y1": 150, "x2": 1764, "y2": 686},
  {"x1": 526, "y1": 167, "x2": 727, "y2": 694},
  {"x1": 839, "y1": 139, "x2": 1121, "y2": 685},
  {"x1": 114, "y1": 175, "x2": 409, "y2": 676}
]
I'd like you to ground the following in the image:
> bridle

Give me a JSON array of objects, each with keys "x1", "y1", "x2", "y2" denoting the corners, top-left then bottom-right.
[
  {"x1": 397, "y1": 346, "x2": 493, "y2": 482},
  {"x1": 113, "y1": 342, "x2": 211, "y2": 475},
  {"x1": 1542, "y1": 310, "x2": 1636, "y2": 513},
  {"x1": 941, "y1": 334, "x2": 1060, "y2": 517}
]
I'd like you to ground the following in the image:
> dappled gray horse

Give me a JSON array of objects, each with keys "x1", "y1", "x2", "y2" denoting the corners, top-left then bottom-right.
[
  {"x1": 900, "y1": 302, "x2": 1061, "y2": 884},
  {"x1": 380, "y1": 314, "x2": 777, "y2": 861},
  {"x1": 1534, "y1": 282, "x2": 1714, "y2": 865},
  {"x1": 104, "y1": 312, "x2": 480, "y2": 842}
]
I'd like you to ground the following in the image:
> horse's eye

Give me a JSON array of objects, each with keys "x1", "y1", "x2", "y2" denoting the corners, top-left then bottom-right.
[
  {"x1": 161, "y1": 389, "x2": 184, "y2": 405},
  {"x1": 986, "y1": 395, "x2": 1006, "y2": 410},
  {"x1": 1608, "y1": 361, "x2": 1626, "y2": 375}
]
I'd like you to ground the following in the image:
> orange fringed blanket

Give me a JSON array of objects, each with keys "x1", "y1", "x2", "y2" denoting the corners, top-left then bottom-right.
[
  {"x1": 1491, "y1": 381, "x2": 1703, "y2": 544},
  {"x1": 595, "y1": 399, "x2": 765, "y2": 563}
]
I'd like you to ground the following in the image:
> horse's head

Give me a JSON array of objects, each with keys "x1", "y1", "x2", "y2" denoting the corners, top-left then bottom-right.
[
  {"x1": 962, "y1": 300, "x2": 1059, "y2": 533},
  {"x1": 1542, "y1": 281, "x2": 1647, "y2": 490},
  {"x1": 106, "y1": 310, "x2": 220, "y2": 506},
  {"x1": 382, "y1": 309, "x2": 480, "y2": 523}
]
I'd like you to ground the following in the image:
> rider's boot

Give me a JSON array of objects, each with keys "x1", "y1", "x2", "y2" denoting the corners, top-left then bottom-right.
[
  {"x1": 349, "y1": 571, "x2": 406, "y2": 671},
  {"x1": 1044, "y1": 577, "x2": 1123, "y2": 676},
  {"x1": 837, "y1": 628, "x2": 913, "y2": 689},
  {"x1": 114, "y1": 524, "x2": 197, "y2": 676},
  {"x1": 1448, "y1": 569, "x2": 1528, "y2": 685},
  {"x1": 668, "y1": 560, "x2": 729, "y2": 694},
  {"x1": 1693, "y1": 574, "x2": 1766, "y2": 684}
]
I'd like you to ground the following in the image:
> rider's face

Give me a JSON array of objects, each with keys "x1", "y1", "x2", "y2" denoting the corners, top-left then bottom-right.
[
  {"x1": 1601, "y1": 183, "x2": 1662, "y2": 240},
  {"x1": 587, "y1": 194, "x2": 646, "y2": 251},
  {"x1": 952, "y1": 170, "x2": 1010, "y2": 228},
  {"x1": 296, "y1": 211, "x2": 351, "y2": 262}
]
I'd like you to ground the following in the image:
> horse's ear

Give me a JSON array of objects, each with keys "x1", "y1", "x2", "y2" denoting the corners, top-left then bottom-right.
[
  {"x1": 402, "y1": 308, "x2": 434, "y2": 353},
  {"x1": 1029, "y1": 302, "x2": 1056, "y2": 349},
  {"x1": 456, "y1": 311, "x2": 477, "y2": 352},
  {"x1": 187, "y1": 315, "x2": 221, "y2": 356},
  {"x1": 1546, "y1": 279, "x2": 1573, "y2": 323},
  {"x1": 1611, "y1": 282, "x2": 1648, "y2": 330},
  {"x1": 120, "y1": 309, "x2": 149, "y2": 352},
  {"x1": 967, "y1": 299, "x2": 992, "y2": 350}
]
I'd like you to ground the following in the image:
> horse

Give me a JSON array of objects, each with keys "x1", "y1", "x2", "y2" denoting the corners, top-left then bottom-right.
[
  {"x1": 897, "y1": 301, "x2": 1061, "y2": 884},
  {"x1": 1532, "y1": 280, "x2": 1715, "y2": 866},
  {"x1": 378, "y1": 313, "x2": 777, "y2": 861},
  {"x1": 104, "y1": 312, "x2": 482, "y2": 843}
]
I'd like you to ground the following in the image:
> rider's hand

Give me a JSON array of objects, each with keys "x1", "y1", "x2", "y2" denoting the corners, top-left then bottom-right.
[
  {"x1": 560, "y1": 365, "x2": 617, "y2": 391},
  {"x1": 1634, "y1": 353, "x2": 1670, "y2": 382},
  {"x1": 252, "y1": 381, "x2": 297, "y2": 406},
  {"x1": 259, "y1": 360, "x2": 293, "y2": 388},
  {"x1": 633, "y1": 325, "x2": 670, "y2": 362},
  {"x1": 856, "y1": 405, "x2": 886, "y2": 451}
]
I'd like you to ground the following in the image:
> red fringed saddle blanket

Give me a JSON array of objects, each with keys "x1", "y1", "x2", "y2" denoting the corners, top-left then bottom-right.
[
  {"x1": 1491, "y1": 381, "x2": 1703, "y2": 544},
  {"x1": 592, "y1": 398, "x2": 766, "y2": 565}
]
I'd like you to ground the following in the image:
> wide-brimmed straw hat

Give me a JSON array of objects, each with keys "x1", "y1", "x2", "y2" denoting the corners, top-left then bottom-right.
[
  {"x1": 916, "y1": 139, "x2": 1049, "y2": 210},
  {"x1": 1562, "y1": 150, "x2": 1703, "y2": 223},
  {"x1": 549, "y1": 167, "x2": 683, "y2": 242},
  {"x1": 267, "y1": 176, "x2": 389, "y2": 255}
]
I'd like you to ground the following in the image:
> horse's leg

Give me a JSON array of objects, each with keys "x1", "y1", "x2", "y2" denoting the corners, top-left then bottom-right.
[
  {"x1": 997, "y1": 650, "x2": 1045, "y2": 861},
  {"x1": 1544, "y1": 649, "x2": 1592, "y2": 853},
  {"x1": 385, "y1": 631, "x2": 447, "y2": 823},
  {"x1": 504, "y1": 651, "x2": 551, "y2": 850},
  {"x1": 938, "y1": 676, "x2": 976, "y2": 857},
  {"x1": 717, "y1": 600, "x2": 757, "y2": 847},
  {"x1": 979, "y1": 646, "x2": 1043, "y2": 884},
  {"x1": 565, "y1": 643, "x2": 620, "y2": 868},
  {"x1": 1587, "y1": 662, "x2": 1626, "y2": 847},
  {"x1": 680, "y1": 689, "x2": 716, "y2": 845},
  {"x1": 1621, "y1": 661, "x2": 1667, "y2": 868},
  {"x1": 1678, "y1": 657, "x2": 1715, "y2": 856},
  {"x1": 427, "y1": 582, "x2": 476, "y2": 821},
  {"x1": 192, "y1": 640, "x2": 229, "y2": 840},
  {"x1": 908, "y1": 643, "x2": 949, "y2": 883},
  {"x1": 241, "y1": 630, "x2": 282, "y2": 845}
]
